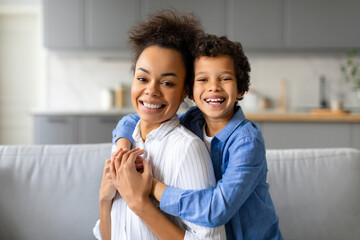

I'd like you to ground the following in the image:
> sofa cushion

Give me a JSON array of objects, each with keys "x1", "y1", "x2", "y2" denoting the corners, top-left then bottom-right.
[
  {"x1": 0, "y1": 144, "x2": 112, "y2": 240},
  {"x1": 267, "y1": 148, "x2": 360, "y2": 240}
]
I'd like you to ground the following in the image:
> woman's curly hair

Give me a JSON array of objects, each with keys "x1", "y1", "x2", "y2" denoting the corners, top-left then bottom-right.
[
  {"x1": 191, "y1": 34, "x2": 251, "y2": 98},
  {"x1": 128, "y1": 10, "x2": 204, "y2": 91}
]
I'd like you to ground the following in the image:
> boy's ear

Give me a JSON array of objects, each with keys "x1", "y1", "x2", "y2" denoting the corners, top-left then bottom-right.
[
  {"x1": 237, "y1": 92, "x2": 244, "y2": 100},
  {"x1": 182, "y1": 87, "x2": 189, "y2": 101}
]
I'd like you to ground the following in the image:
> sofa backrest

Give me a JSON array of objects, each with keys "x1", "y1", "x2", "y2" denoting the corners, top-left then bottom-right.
[
  {"x1": 266, "y1": 148, "x2": 360, "y2": 240},
  {"x1": 0, "y1": 143, "x2": 112, "y2": 240},
  {"x1": 1, "y1": 145, "x2": 359, "y2": 240}
]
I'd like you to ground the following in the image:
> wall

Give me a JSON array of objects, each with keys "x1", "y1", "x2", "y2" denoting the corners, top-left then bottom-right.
[
  {"x1": 0, "y1": 6, "x2": 45, "y2": 145},
  {"x1": 46, "y1": 51, "x2": 360, "y2": 112}
]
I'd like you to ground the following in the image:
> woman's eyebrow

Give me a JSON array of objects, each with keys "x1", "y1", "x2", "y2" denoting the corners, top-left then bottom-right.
[
  {"x1": 161, "y1": 72, "x2": 177, "y2": 77},
  {"x1": 138, "y1": 67, "x2": 150, "y2": 74}
]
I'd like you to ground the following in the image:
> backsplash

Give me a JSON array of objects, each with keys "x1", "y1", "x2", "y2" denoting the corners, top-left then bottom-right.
[{"x1": 46, "y1": 52, "x2": 360, "y2": 111}]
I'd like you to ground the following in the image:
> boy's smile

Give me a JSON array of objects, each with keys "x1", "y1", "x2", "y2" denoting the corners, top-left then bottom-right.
[{"x1": 193, "y1": 55, "x2": 242, "y2": 134}]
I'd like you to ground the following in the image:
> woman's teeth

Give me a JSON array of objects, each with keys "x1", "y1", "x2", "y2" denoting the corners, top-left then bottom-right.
[{"x1": 143, "y1": 102, "x2": 162, "y2": 109}]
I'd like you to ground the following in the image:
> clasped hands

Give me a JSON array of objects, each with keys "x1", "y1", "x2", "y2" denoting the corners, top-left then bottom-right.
[{"x1": 99, "y1": 148, "x2": 153, "y2": 214}]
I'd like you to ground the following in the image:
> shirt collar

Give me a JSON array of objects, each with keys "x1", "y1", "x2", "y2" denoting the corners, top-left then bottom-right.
[
  {"x1": 132, "y1": 115, "x2": 180, "y2": 142},
  {"x1": 214, "y1": 105, "x2": 246, "y2": 142}
]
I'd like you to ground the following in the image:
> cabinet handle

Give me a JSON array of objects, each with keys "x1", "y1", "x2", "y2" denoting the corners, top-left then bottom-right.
[{"x1": 47, "y1": 117, "x2": 68, "y2": 124}]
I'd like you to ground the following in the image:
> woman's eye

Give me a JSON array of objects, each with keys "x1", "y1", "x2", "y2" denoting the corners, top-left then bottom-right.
[
  {"x1": 137, "y1": 77, "x2": 146, "y2": 82},
  {"x1": 162, "y1": 81, "x2": 175, "y2": 87}
]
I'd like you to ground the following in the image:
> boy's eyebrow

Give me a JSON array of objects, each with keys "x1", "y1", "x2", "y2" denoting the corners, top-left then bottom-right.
[
  {"x1": 195, "y1": 71, "x2": 207, "y2": 76},
  {"x1": 195, "y1": 70, "x2": 233, "y2": 76}
]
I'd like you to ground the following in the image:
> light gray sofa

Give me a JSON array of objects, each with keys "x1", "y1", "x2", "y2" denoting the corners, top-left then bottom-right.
[{"x1": 0, "y1": 144, "x2": 359, "y2": 240}]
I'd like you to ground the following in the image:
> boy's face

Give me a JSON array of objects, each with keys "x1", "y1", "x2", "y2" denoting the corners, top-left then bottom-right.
[
  {"x1": 192, "y1": 55, "x2": 242, "y2": 123},
  {"x1": 131, "y1": 46, "x2": 187, "y2": 130}
]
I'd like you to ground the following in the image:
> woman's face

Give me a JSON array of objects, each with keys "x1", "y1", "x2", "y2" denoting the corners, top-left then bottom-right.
[{"x1": 131, "y1": 46, "x2": 187, "y2": 131}]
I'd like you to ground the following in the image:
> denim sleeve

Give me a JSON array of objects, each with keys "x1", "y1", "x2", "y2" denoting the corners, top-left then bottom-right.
[
  {"x1": 112, "y1": 114, "x2": 140, "y2": 144},
  {"x1": 159, "y1": 137, "x2": 266, "y2": 228}
]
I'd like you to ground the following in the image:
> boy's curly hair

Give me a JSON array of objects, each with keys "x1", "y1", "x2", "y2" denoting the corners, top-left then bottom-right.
[
  {"x1": 128, "y1": 10, "x2": 204, "y2": 91},
  {"x1": 191, "y1": 34, "x2": 251, "y2": 98}
]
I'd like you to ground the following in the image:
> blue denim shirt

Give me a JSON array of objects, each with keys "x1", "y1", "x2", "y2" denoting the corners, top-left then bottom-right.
[{"x1": 112, "y1": 106, "x2": 283, "y2": 240}]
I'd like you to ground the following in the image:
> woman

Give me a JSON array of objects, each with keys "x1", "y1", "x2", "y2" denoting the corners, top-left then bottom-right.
[{"x1": 93, "y1": 10, "x2": 226, "y2": 240}]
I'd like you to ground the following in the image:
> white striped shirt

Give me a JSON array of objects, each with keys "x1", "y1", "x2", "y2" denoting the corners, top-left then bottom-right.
[{"x1": 94, "y1": 115, "x2": 226, "y2": 240}]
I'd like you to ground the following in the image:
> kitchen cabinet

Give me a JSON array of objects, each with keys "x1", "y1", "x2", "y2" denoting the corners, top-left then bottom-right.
[
  {"x1": 285, "y1": 0, "x2": 360, "y2": 48},
  {"x1": 351, "y1": 124, "x2": 360, "y2": 149},
  {"x1": 86, "y1": 0, "x2": 140, "y2": 50},
  {"x1": 141, "y1": 0, "x2": 226, "y2": 36},
  {"x1": 257, "y1": 122, "x2": 353, "y2": 149},
  {"x1": 43, "y1": 0, "x2": 140, "y2": 51},
  {"x1": 34, "y1": 114, "x2": 123, "y2": 144},
  {"x1": 34, "y1": 116, "x2": 78, "y2": 144},
  {"x1": 226, "y1": 0, "x2": 284, "y2": 49},
  {"x1": 43, "y1": 0, "x2": 84, "y2": 50},
  {"x1": 78, "y1": 116, "x2": 121, "y2": 144},
  {"x1": 43, "y1": 0, "x2": 360, "y2": 51}
]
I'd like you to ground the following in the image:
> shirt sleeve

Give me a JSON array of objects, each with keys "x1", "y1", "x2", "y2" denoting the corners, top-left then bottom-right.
[
  {"x1": 112, "y1": 114, "x2": 140, "y2": 144},
  {"x1": 160, "y1": 137, "x2": 266, "y2": 228},
  {"x1": 93, "y1": 219, "x2": 103, "y2": 240},
  {"x1": 174, "y1": 137, "x2": 226, "y2": 239}
]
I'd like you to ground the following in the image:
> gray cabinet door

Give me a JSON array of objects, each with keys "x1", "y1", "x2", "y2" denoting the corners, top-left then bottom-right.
[
  {"x1": 34, "y1": 116, "x2": 78, "y2": 144},
  {"x1": 226, "y1": 0, "x2": 283, "y2": 49},
  {"x1": 262, "y1": 122, "x2": 351, "y2": 149},
  {"x1": 142, "y1": 0, "x2": 226, "y2": 36},
  {"x1": 43, "y1": 0, "x2": 84, "y2": 49},
  {"x1": 86, "y1": 0, "x2": 140, "y2": 50},
  {"x1": 286, "y1": 0, "x2": 360, "y2": 48},
  {"x1": 350, "y1": 124, "x2": 360, "y2": 149},
  {"x1": 78, "y1": 116, "x2": 122, "y2": 144}
]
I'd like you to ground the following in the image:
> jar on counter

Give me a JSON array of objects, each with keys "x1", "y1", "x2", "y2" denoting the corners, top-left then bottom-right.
[{"x1": 115, "y1": 83, "x2": 125, "y2": 108}]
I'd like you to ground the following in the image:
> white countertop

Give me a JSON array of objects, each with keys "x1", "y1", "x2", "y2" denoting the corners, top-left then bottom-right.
[
  {"x1": 31, "y1": 106, "x2": 190, "y2": 116},
  {"x1": 31, "y1": 107, "x2": 137, "y2": 116}
]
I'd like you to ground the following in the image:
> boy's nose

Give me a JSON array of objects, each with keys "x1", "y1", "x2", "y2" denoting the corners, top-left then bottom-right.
[{"x1": 208, "y1": 81, "x2": 221, "y2": 92}]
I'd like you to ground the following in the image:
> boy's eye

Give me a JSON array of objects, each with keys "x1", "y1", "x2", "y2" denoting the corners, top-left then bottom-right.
[
  {"x1": 222, "y1": 77, "x2": 232, "y2": 81},
  {"x1": 196, "y1": 78, "x2": 207, "y2": 82}
]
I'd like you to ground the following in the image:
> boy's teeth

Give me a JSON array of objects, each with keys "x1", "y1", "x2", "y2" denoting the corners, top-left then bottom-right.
[
  {"x1": 206, "y1": 98, "x2": 224, "y2": 103},
  {"x1": 143, "y1": 102, "x2": 162, "y2": 109}
]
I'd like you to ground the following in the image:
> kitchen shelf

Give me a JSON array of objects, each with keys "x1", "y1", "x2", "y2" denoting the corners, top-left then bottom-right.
[{"x1": 245, "y1": 112, "x2": 360, "y2": 123}]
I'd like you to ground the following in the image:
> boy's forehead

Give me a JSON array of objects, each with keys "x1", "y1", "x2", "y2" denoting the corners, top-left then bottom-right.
[{"x1": 195, "y1": 55, "x2": 235, "y2": 71}]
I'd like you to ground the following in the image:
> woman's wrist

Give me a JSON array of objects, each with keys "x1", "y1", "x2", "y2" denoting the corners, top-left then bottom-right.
[{"x1": 129, "y1": 197, "x2": 153, "y2": 216}]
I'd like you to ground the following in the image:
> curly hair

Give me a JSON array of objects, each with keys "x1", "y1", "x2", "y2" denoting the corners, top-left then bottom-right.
[
  {"x1": 128, "y1": 10, "x2": 204, "y2": 91},
  {"x1": 191, "y1": 34, "x2": 251, "y2": 98}
]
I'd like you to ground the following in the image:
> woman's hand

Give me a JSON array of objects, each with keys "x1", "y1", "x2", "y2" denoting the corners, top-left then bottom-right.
[
  {"x1": 110, "y1": 148, "x2": 153, "y2": 214},
  {"x1": 99, "y1": 155, "x2": 118, "y2": 203}
]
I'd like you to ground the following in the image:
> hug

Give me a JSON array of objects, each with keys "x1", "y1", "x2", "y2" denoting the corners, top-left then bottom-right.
[{"x1": 94, "y1": 10, "x2": 282, "y2": 240}]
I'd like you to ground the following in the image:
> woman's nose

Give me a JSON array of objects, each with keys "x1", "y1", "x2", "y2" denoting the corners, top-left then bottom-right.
[{"x1": 145, "y1": 82, "x2": 160, "y2": 96}]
